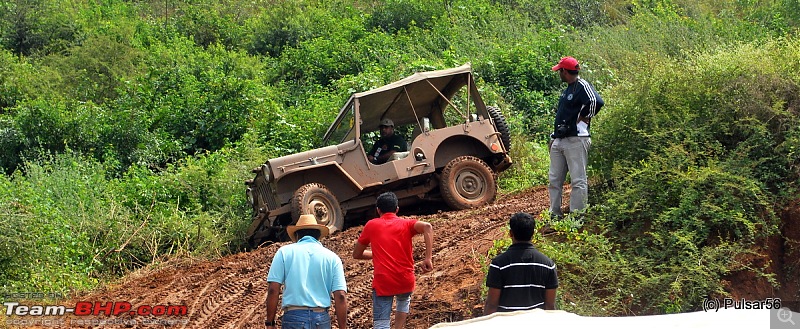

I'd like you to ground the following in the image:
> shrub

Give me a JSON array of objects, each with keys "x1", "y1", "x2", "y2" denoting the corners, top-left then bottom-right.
[
  {"x1": 592, "y1": 39, "x2": 800, "y2": 195},
  {"x1": 498, "y1": 135, "x2": 549, "y2": 192},
  {"x1": 45, "y1": 35, "x2": 144, "y2": 103},
  {"x1": 366, "y1": 0, "x2": 440, "y2": 33},
  {"x1": 247, "y1": 1, "x2": 353, "y2": 57},
  {"x1": 0, "y1": 0, "x2": 83, "y2": 56},
  {"x1": 171, "y1": 0, "x2": 248, "y2": 49},
  {"x1": 120, "y1": 38, "x2": 268, "y2": 156},
  {"x1": 477, "y1": 33, "x2": 569, "y2": 140}
]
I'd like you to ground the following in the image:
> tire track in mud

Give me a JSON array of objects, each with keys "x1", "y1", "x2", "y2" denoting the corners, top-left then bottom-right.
[{"x1": 26, "y1": 188, "x2": 549, "y2": 329}]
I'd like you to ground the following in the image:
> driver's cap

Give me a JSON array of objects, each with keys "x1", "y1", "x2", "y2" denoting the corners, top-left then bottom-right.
[{"x1": 380, "y1": 119, "x2": 394, "y2": 127}]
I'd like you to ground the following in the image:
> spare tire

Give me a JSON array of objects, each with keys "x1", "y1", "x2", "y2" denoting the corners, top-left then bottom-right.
[{"x1": 487, "y1": 106, "x2": 511, "y2": 152}]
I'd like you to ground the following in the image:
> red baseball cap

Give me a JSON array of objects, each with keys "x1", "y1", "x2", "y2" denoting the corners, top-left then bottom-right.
[{"x1": 552, "y1": 56, "x2": 580, "y2": 71}]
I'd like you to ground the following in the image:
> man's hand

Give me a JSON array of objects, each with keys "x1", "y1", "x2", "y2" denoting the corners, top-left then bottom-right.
[
  {"x1": 420, "y1": 258, "x2": 433, "y2": 273},
  {"x1": 414, "y1": 221, "x2": 434, "y2": 274},
  {"x1": 265, "y1": 282, "x2": 281, "y2": 329}
]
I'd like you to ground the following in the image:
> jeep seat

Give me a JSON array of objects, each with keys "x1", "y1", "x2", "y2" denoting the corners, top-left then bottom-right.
[{"x1": 389, "y1": 151, "x2": 410, "y2": 161}]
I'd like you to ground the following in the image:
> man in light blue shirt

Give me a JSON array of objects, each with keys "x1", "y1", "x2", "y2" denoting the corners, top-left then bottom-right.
[{"x1": 265, "y1": 215, "x2": 348, "y2": 329}]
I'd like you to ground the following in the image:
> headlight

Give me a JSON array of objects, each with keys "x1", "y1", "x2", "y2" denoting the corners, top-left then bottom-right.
[{"x1": 246, "y1": 188, "x2": 254, "y2": 206}]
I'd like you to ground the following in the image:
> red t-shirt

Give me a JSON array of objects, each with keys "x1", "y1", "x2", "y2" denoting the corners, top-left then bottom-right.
[{"x1": 357, "y1": 213, "x2": 418, "y2": 296}]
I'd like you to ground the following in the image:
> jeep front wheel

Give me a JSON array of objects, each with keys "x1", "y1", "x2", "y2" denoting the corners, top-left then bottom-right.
[
  {"x1": 291, "y1": 183, "x2": 344, "y2": 234},
  {"x1": 440, "y1": 156, "x2": 497, "y2": 210}
]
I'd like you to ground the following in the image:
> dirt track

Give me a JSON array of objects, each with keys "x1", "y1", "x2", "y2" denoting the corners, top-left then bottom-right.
[
  {"x1": 23, "y1": 187, "x2": 551, "y2": 329},
  {"x1": 12, "y1": 184, "x2": 800, "y2": 329}
]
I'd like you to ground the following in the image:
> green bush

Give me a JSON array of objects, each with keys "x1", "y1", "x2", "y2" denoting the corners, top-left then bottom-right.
[
  {"x1": 45, "y1": 35, "x2": 144, "y2": 103},
  {"x1": 0, "y1": 152, "x2": 125, "y2": 292},
  {"x1": 593, "y1": 39, "x2": 800, "y2": 195},
  {"x1": 498, "y1": 135, "x2": 549, "y2": 192},
  {"x1": 477, "y1": 34, "x2": 568, "y2": 140},
  {"x1": 247, "y1": 1, "x2": 355, "y2": 58},
  {"x1": 120, "y1": 38, "x2": 268, "y2": 156},
  {"x1": 0, "y1": 49, "x2": 39, "y2": 109},
  {"x1": 171, "y1": 0, "x2": 248, "y2": 49},
  {"x1": 0, "y1": 0, "x2": 83, "y2": 56},
  {"x1": 0, "y1": 144, "x2": 260, "y2": 292},
  {"x1": 366, "y1": 0, "x2": 440, "y2": 33}
]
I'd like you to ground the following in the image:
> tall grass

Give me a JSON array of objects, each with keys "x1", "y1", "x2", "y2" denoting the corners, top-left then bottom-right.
[{"x1": 0, "y1": 139, "x2": 267, "y2": 293}]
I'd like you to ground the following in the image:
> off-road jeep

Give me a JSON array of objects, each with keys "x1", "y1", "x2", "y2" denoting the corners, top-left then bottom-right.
[{"x1": 245, "y1": 64, "x2": 512, "y2": 246}]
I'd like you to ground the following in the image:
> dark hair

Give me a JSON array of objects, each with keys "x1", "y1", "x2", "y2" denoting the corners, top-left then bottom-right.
[
  {"x1": 565, "y1": 69, "x2": 579, "y2": 75},
  {"x1": 509, "y1": 212, "x2": 535, "y2": 241},
  {"x1": 295, "y1": 228, "x2": 321, "y2": 240},
  {"x1": 376, "y1": 192, "x2": 399, "y2": 213}
]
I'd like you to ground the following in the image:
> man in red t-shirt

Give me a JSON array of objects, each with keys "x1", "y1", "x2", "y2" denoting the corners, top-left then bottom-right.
[{"x1": 353, "y1": 192, "x2": 434, "y2": 329}]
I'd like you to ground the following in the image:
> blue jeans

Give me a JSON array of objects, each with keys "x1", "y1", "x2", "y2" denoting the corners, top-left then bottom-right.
[
  {"x1": 281, "y1": 309, "x2": 331, "y2": 329},
  {"x1": 372, "y1": 290, "x2": 412, "y2": 329}
]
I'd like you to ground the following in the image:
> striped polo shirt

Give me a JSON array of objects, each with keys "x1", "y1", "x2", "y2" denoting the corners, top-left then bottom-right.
[{"x1": 485, "y1": 242, "x2": 558, "y2": 311}]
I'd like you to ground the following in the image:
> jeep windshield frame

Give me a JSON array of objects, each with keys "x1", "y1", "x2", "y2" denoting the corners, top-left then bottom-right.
[{"x1": 324, "y1": 98, "x2": 357, "y2": 146}]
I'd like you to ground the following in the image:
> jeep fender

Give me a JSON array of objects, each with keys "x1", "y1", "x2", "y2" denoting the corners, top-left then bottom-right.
[
  {"x1": 433, "y1": 135, "x2": 495, "y2": 169},
  {"x1": 275, "y1": 162, "x2": 363, "y2": 208}
]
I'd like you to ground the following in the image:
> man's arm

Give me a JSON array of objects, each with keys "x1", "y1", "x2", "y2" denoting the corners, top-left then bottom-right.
[
  {"x1": 376, "y1": 135, "x2": 407, "y2": 163},
  {"x1": 413, "y1": 221, "x2": 433, "y2": 273},
  {"x1": 483, "y1": 287, "x2": 501, "y2": 316},
  {"x1": 367, "y1": 142, "x2": 381, "y2": 163},
  {"x1": 265, "y1": 281, "x2": 281, "y2": 328},
  {"x1": 332, "y1": 290, "x2": 348, "y2": 329},
  {"x1": 578, "y1": 80, "x2": 603, "y2": 119},
  {"x1": 544, "y1": 288, "x2": 557, "y2": 310},
  {"x1": 375, "y1": 149, "x2": 397, "y2": 163},
  {"x1": 352, "y1": 241, "x2": 372, "y2": 260}
]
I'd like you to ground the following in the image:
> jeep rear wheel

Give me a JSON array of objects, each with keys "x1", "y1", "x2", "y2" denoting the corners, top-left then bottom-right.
[
  {"x1": 440, "y1": 156, "x2": 497, "y2": 210},
  {"x1": 291, "y1": 183, "x2": 344, "y2": 234}
]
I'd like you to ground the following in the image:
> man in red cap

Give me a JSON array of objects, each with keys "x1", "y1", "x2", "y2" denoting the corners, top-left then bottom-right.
[{"x1": 547, "y1": 56, "x2": 604, "y2": 221}]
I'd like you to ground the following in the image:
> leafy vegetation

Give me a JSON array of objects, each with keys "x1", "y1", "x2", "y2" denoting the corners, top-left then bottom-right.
[{"x1": 0, "y1": 0, "x2": 798, "y2": 315}]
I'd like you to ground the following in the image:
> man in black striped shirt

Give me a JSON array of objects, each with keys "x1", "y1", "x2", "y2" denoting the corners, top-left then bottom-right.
[{"x1": 483, "y1": 212, "x2": 558, "y2": 315}]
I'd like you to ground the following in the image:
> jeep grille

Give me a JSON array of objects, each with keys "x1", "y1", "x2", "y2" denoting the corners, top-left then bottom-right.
[{"x1": 254, "y1": 175, "x2": 280, "y2": 211}]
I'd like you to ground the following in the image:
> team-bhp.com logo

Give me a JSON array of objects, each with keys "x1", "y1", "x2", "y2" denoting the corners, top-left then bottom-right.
[{"x1": 4, "y1": 301, "x2": 188, "y2": 317}]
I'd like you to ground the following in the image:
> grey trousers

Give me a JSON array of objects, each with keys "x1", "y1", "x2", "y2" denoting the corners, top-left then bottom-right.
[{"x1": 548, "y1": 136, "x2": 591, "y2": 216}]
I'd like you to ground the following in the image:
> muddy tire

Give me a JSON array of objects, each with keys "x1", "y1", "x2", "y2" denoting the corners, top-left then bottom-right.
[
  {"x1": 440, "y1": 156, "x2": 497, "y2": 210},
  {"x1": 291, "y1": 183, "x2": 344, "y2": 235},
  {"x1": 488, "y1": 106, "x2": 511, "y2": 152}
]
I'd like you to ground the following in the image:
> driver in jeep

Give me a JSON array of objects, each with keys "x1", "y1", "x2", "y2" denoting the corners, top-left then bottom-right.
[{"x1": 367, "y1": 119, "x2": 408, "y2": 165}]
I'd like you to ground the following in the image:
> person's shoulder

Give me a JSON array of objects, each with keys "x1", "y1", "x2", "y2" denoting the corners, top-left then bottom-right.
[
  {"x1": 402, "y1": 216, "x2": 420, "y2": 225},
  {"x1": 317, "y1": 245, "x2": 341, "y2": 258},
  {"x1": 490, "y1": 248, "x2": 513, "y2": 263},
  {"x1": 279, "y1": 241, "x2": 304, "y2": 251},
  {"x1": 578, "y1": 77, "x2": 597, "y2": 89},
  {"x1": 364, "y1": 217, "x2": 382, "y2": 227},
  {"x1": 273, "y1": 244, "x2": 292, "y2": 257},
  {"x1": 532, "y1": 249, "x2": 557, "y2": 266}
]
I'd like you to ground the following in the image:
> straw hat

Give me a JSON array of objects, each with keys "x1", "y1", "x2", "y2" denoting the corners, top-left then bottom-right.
[{"x1": 287, "y1": 214, "x2": 330, "y2": 242}]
